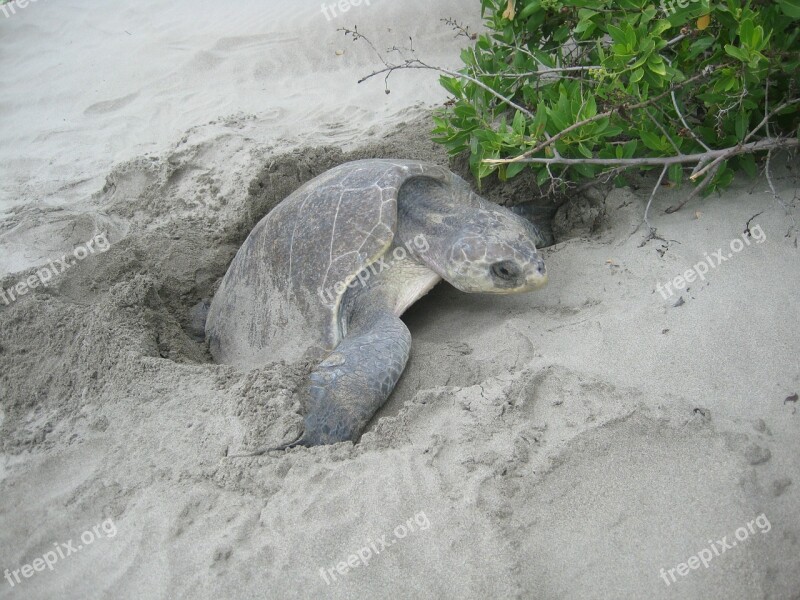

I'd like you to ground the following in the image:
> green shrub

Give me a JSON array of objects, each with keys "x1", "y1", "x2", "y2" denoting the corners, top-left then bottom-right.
[{"x1": 432, "y1": 0, "x2": 800, "y2": 200}]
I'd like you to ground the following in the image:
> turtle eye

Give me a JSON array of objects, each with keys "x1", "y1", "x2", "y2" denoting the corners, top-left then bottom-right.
[{"x1": 491, "y1": 260, "x2": 520, "y2": 281}]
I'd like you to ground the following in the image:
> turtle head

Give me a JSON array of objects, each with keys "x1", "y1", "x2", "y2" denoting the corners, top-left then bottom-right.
[
  {"x1": 439, "y1": 207, "x2": 548, "y2": 294},
  {"x1": 397, "y1": 175, "x2": 548, "y2": 294}
]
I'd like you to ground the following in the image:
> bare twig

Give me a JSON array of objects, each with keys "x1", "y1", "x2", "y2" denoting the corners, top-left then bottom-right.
[
  {"x1": 643, "y1": 165, "x2": 669, "y2": 240},
  {"x1": 665, "y1": 162, "x2": 723, "y2": 214},
  {"x1": 340, "y1": 27, "x2": 570, "y2": 158},
  {"x1": 645, "y1": 108, "x2": 683, "y2": 156},
  {"x1": 662, "y1": 55, "x2": 712, "y2": 152},
  {"x1": 359, "y1": 59, "x2": 537, "y2": 117},
  {"x1": 665, "y1": 33, "x2": 689, "y2": 48},
  {"x1": 765, "y1": 149, "x2": 798, "y2": 230},
  {"x1": 687, "y1": 99, "x2": 800, "y2": 185},
  {"x1": 744, "y1": 98, "x2": 800, "y2": 144},
  {"x1": 576, "y1": 166, "x2": 630, "y2": 191},
  {"x1": 484, "y1": 137, "x2": 800, "y2": 166}
]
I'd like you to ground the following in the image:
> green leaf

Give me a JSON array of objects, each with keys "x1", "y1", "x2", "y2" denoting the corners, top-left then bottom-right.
[
  {"x1": 622, "y1": 23, "x2": 637, "y2": 49},
  {"x1": 638, "y1": 37, "x2": 656, "y2": 56},
  {"x1": 593, "y1": 117, "x2": 610, "y2": 136},
  {"x1": 525, "y1": 10, "x2": 547, "y2": 32},
  {"x1": 668, "y1": 163, "x2": 683, "y2": 185},
  {"x1": 574, "y1": 19, "x2": 596, "y2": 35},
  {"x1": 640, "y1": 131, "x2": 664, "y2": 151},
  {"x1": 519, "y1": 0, "x2": 543, "y2": 20},
  {"x1": 622, "y1": 140, "x2": 638, "y2": 158},
  {"x1": 734, "y1": 111, "x2": 749, "y2": 141},
  {"x1": 575, "y1": 8, "x2": 599, "y2": 34},
  {"x1": 713, "y1": 163, "x2": 735, "y2": 189},
  {"x1": 453, "y1": 104, "x2": 476, "y2": 120},
  {"x1": 547, "y1": 105, "x2": 571, "y2": 131},
  {"x1": 628, "y1": 54, "x2": 648, "y2": 71},
  {"x1": 630, "y1": 68, "x2": 645, "y2": 83},
  {"x1": 724, "y1": 44, "x2": 749, "y2": 62},
  {"x1": 536, "y1": 167, "x2": 551, "y2": 187},
  {"x1": 688, "y1": 37, "x2": 715, "y2": 59},
  {"x1": 738, "y1": 154, "x2": 757, "y2": 178},
  {"x1": 506, "y1": 161, "x2": 528, "y2": 178},
  {"x1": 574, "y1": 163, "x2": 597, "y2": 178},
  {"x1": 583, "y1": 95, "x2": 598, "y2": 119},
  {"x1": 554, "y1": 25, "x2": 572, "y2": 43},
  {"x1": 532, "y1": 104, "x2": 549, "y2": 137},
  {"x1": 739, "y1": 18, "x2": 755, "y2": 49},
  {"x1": 650, "y1": 19, "x2": 673, "y2": 36},
  {"x1": 641, "y1": 6, "x2": 658, "y2": 23},
  {"x1": 512, "y1": 110, "x2": 526, "y2": 135},
  {"x1": 713, "y1": 73, "x2": 737, "y2": 93},
  {"x1": 612, "y1": 43, "x2": 634, "y2": 59},
  {"x1": 777, "y1": 0, "x2": 800, "y2": 18},
  {"x1": 478, "y1": 162, "x2": 497, "y2": 180},
  {"x1": 648, "y1": 56, "x2": 667, "y2": 76},
  {"x1": 440, "y1": 76, "x2": 462, "y2": 97},
  {"x1": 606, "y1": 24, "x2": 627, "y2": 46},
  {"x1": 750, "y1": 25, "x2": 765, "y2": 50}
]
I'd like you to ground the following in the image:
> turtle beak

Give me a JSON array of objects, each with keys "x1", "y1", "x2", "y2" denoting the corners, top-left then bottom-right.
[{"x1": 526, "y1": 256, "x2": 548, "y2": 290}]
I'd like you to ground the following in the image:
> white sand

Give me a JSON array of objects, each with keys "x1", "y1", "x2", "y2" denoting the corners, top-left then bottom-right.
[
  {"x1": 0, "y1": 0, "x2": 480, "y2": 272},
  {"x1": 1, "y1": 1, "x2": 799, "y2": 599}
]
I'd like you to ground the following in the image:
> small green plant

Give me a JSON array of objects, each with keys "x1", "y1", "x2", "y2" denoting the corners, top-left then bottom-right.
[{"x1": 430, "y1": 0, "x2": 799, "y2": 213}]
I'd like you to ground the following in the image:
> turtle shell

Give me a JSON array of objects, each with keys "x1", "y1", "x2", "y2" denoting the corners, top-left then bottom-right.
[{"x1": 206, "y1": 159, "x2": 451, "y2": 370}]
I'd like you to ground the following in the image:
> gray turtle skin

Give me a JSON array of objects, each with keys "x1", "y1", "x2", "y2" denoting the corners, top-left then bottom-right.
[{"x1": 206, "y1": 159, "x2": 548, "y2": 447}]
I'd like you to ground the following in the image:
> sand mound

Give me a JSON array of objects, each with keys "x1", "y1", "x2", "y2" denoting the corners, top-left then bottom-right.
[{"x1": 1, "y1": 111, "x2": 798, "y2": 598}]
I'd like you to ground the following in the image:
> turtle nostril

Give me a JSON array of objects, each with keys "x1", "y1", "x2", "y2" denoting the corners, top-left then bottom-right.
[
  {"x1": 535, "y1": 258, "x2": 546, "y2": 275},
  {"x1": 491, "y1": 260, "x2": 519, "y2": 281}
]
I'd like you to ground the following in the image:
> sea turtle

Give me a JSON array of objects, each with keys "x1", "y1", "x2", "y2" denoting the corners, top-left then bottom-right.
[{"x1": 206, "y1": 159, "x2": 548, "y2": 448}]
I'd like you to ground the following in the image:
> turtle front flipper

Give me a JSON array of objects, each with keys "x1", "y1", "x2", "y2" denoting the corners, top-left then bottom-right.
[{"x1": 294, "y1": 310, "x2": 411, "y2": 447}]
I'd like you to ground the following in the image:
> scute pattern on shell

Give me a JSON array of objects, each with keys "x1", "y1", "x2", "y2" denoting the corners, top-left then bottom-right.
[{"x1": 206, "y1": 159, "x2": 451, "y2": 370}]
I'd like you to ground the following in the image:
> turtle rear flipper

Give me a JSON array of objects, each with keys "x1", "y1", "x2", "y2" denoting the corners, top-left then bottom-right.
[
  {"x1": 300, "y1": 309, "x2": 411, "y2": 446},
  {"x1": 225, "y1": 433, "x2": 308, "y2": 457},
  {"x1": 188, "y1": 299, "x2": 212, "y2": 342}
]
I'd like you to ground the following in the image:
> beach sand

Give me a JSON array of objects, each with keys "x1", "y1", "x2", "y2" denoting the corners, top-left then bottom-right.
[{"x1": 1, "y1": 1, "x2": 798, "y2": 599}]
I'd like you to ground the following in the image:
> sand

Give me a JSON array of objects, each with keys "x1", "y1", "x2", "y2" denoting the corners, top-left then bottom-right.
[{"x1": 1, "y1": 1, "x2": 799, "y2": 599}]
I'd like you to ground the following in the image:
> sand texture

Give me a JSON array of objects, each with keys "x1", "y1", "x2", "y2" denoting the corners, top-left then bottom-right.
[{"x1": 1, "y1": 1, "x2": 798, "y2": 599}]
